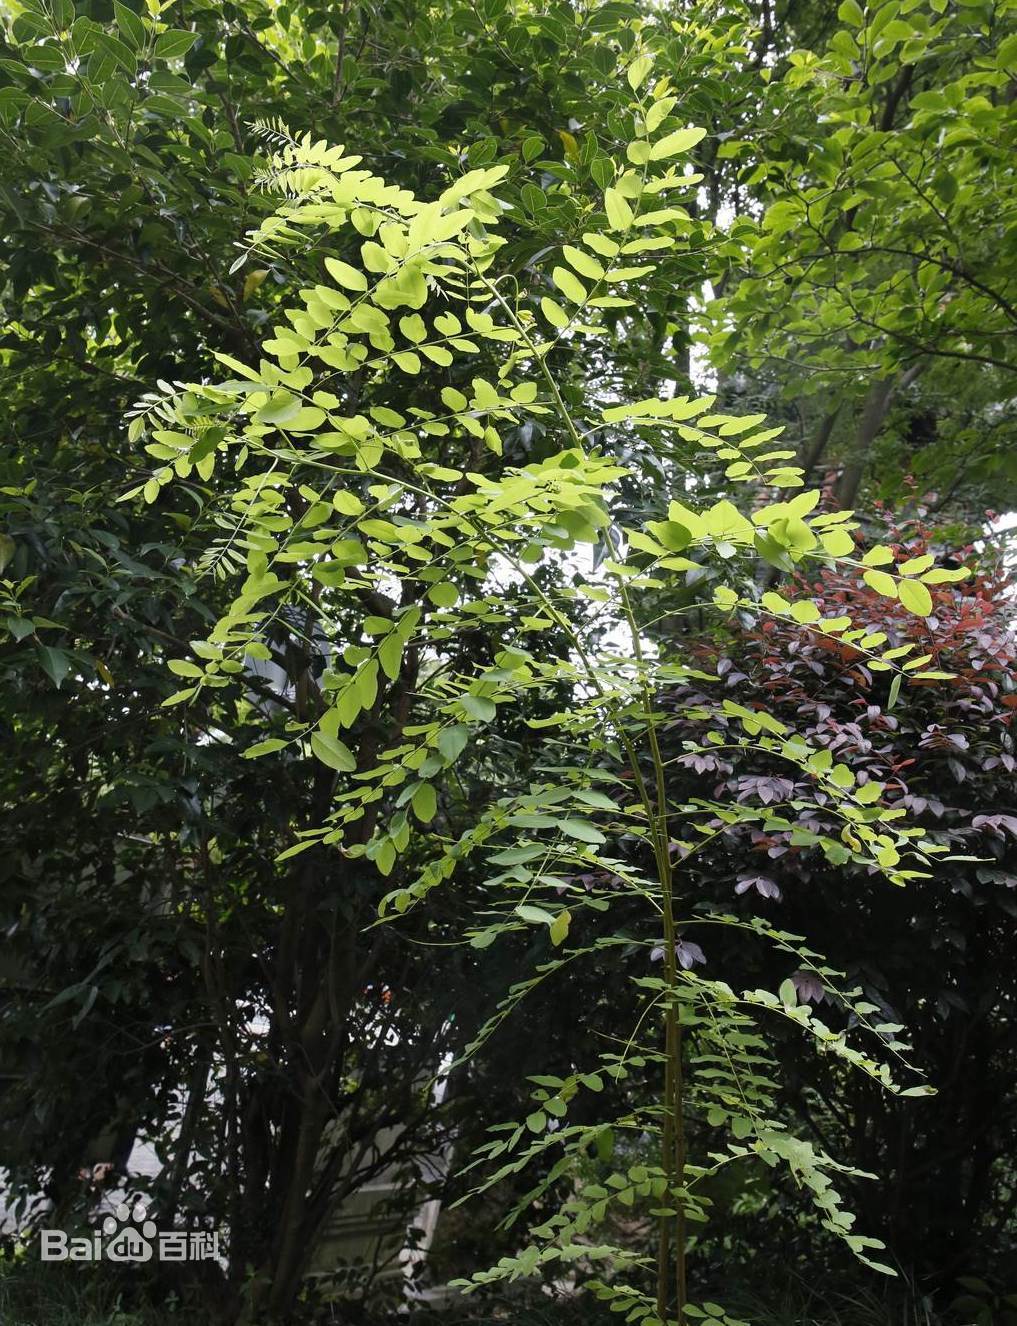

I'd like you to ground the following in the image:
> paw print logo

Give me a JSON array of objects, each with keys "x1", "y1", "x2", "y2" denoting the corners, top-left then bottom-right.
[{"x1": 103, "y1": 1202, "x2": 156, "y2": 1262}]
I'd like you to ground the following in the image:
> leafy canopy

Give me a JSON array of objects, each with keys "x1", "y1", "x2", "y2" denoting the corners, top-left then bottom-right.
[{"x1": 125, "y1": 65, "x2": 965, "y2": 1320}]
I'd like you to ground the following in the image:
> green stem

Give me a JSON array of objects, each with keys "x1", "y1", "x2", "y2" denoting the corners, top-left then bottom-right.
[
  {"x1": 480, "y1": 266, "x2": 689, "y2": 1322},
  {"x1": 619, "y1": 580, "x2": 685, "y2": 1325}
]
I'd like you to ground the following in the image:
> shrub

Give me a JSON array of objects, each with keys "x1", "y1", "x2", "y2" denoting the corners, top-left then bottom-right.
[{"x1": 661, "y1": 514, "x2": 1017, "y2": 1294}]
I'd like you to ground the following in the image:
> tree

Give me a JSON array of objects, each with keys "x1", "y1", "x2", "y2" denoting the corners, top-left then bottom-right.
[
  {"x1": 133, "y1": 57, "x2": 968, "y2": 1321},
  {"x1": 705, "y1": 0, "x2": 1017, "y2": 515}
]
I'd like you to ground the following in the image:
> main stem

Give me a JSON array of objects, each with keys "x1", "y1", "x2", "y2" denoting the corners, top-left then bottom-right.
[
  {"x1": 477, "y1": 273, "x2": 688, "y2": 1319},
  {"x1": 621, "y1": 583, "x2": 686, "y2": 1325}
]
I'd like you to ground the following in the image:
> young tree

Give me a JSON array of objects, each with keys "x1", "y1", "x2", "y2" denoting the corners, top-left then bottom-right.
[{"x1": 132, "y1": 59, "x2": 961, "y2": 1319}]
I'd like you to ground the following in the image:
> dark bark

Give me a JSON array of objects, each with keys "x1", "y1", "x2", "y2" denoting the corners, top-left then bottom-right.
[
  {"x1": 833, "y1": 361, "x2": 924, "y2": 508},
  {"x1": 797, "y1": 404, "x2": 842, "y2": 477}
]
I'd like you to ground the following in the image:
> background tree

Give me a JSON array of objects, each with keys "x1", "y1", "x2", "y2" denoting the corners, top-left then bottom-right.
[{"x1": 705, "y1": 0, "x2": 1017, "y2": 516}]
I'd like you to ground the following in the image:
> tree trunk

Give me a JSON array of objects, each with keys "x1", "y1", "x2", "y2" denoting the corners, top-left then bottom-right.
[
  {"x1": 834, "y1": 362, "x2": 924, "y2": 507},
  {"x1": 798, "y1": 404, "x2": 842, "y2": 477}
]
